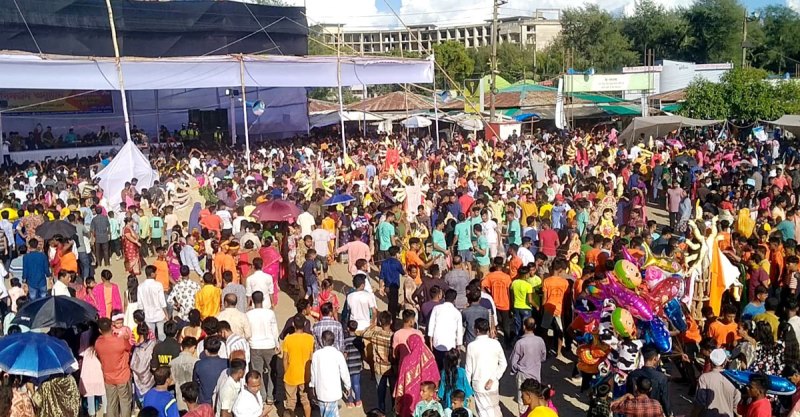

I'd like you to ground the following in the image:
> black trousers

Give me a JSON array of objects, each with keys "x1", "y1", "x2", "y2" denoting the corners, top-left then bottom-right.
[
  {"x1": 94, "y1": 241, "x2": 110, "y2": 266},
  {"x1": 387, "y1": 285, "x2": 400, "y2": 318},
  {"x1": 498, "y1": 309, "x2": 513, "y2": 347}
]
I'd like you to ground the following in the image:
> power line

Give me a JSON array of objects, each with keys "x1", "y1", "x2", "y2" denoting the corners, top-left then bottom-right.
[{"x1": 12, "y1": 0, "x2": 42, "y2": 55}]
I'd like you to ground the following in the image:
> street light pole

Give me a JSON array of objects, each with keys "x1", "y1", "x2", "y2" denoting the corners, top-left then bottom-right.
[
  {"x1": 489, "y1": 0, "x2": 506, "y2": 122},
  {"x1": 742, "y1": 8, "x2": 748, "y2": 68}
]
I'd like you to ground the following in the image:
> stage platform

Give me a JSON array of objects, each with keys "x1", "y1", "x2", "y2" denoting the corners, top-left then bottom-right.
[{"x1": 7, "y1": 145, "x2": 121, "y2": 163}]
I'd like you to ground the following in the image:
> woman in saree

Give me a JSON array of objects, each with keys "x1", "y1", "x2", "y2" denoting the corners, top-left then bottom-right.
[
  {"x1": 122, "y1": 217, "x2": 141, "y2": 276},
  {"x1": 394, "y1": 334, "x2": 440, "y2": 417},
  {"x1": 167, "y1": 242, "x2": 183, "y2": 282},
  {"x1": 259, "y1": 236, "x2": 282, "y2": 306},
  {"x1": 737, "y1": 208, "x2": 756, "y2": 238},
  {"x1": 238, "y1": 240, "x2": 259, "y2": 279}
]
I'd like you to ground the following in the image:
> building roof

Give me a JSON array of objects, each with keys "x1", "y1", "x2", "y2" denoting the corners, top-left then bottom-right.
[
  {"x1": 650, "y1": 88, "x2": 686, "y2": 103},
  {"x1": 347, "y1": 91, "x2": 434, "y2": 112},
  {"x1": 440, "y1": 89, "x2": 592, "y2": 110},
  {"x1": 308, "y1": 99, "x2": 338, "y2": 113}
]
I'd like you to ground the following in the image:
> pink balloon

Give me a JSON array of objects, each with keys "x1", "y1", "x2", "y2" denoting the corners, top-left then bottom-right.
[
  {"x1": 644, "y1": 266, "x2": 669, "y2": 290},
  {"x1": 603, "y1": 273, "x2": 654, "y2": 321},
  {"x1": 621, "y1": 245, "x2": 640, "y2": 266},
  {"x1": 647, "y1": 277, "x2": 685, "y2": 314}
]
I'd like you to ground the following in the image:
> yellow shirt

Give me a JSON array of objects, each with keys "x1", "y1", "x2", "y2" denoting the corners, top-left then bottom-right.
[
  {"x1": 283, "y1": 333, "x2": 315, "y2": 385},
  {"x1": 520, "y1": 201, "x2": 538, "y2": 226},
  {"x1": 195, "y1": 284, "x2": 221, "y2": 319},
  {"x1": 528, "y1": 406, "x2": 558, "y2": 417},
  {"x1": 538, "y1": 203, "x2": 553, "y2": 221}
]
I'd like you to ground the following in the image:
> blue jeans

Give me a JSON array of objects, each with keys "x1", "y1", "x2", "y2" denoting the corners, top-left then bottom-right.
[
  {"x1": 375, "y1": 372, "x2": 394, "y2": 413},
  {"x1": 513, "y1": 308, "x2": 532, "y2": 339},
  {"x1": 347, "y1": 373, "x2": 361, "y2": 403},
  {"x1": 78, "y1": 252, "x2": 93, "y2": 280},
  {"x1": 306, "y1": 281, "x2": 319, "y2": 306},
  {"x1": 28, "y1": 286, "x2": 47, "y2": 301}
]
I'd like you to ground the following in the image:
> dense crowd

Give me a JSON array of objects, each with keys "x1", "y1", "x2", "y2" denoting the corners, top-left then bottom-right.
[{"x1": 0, "y1": 124, "x2": 798, "y2": 417}]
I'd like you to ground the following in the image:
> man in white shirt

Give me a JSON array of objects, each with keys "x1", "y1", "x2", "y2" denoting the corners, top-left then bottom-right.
[
  {"x1": 427, "y1": 289, "x2": 464, "y2": 367},
  {"x1": 296, "y1": 209, "x2": 315, "y2": 237},
  {"x1": 246, "y1": 259, "x2": 273, "y2": 308},
  {"x1": 52, "y1": 270, "x2": 72, "y2": 297},
  {"x1": 180, "y1": 236, "x2": 204, "y2": 278},
  {"x1": 246, "y1": 291, "x2": 279, "y2": 403},
  {"x1": 787, "y1": 302, "x2": 800, "y2": 348},
  {"x1": 309, "y1": 330, "x2": 351, "y2": 417},
  {"x1": 465, "y1": 318, "x2": 507, "y2": 417},
  {"x1": 137, "y1": 265, "x2": 167, "y2": 341},
  {"x1": 346, "y1": 275, "x2": 377, "y2": 331},
  {"x1": 216, "y1": 359, "x2": 246, "y2": 417},
  {"x1": 217, "y1": 294, "x2": 252, "y2": 339},
  {"x1": 517, "y1": 238, "x2": 536, "y2": 266},
  {"x1": 232, "y1": 370, "x2": 267, "y2": 417},
  {"x1": 481, "y1": 210, "x2": 500, "y2": 258}
]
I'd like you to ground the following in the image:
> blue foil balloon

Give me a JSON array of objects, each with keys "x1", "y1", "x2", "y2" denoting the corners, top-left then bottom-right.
[
  {"x1": 723, "y1": 370, "x2": 797, "y2": 396},
  {"x1": 641, "y1": 319, "x2": 672, "y2": 353},
  {"x1": 664, "y1": 299, "x2": 687, "y2": 332}
]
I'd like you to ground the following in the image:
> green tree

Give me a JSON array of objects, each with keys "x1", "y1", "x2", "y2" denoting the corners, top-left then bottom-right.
[
  {"x1": 433, "y1": 41, "x2": 475, "y2": 88},
  {"x1": 559, "y1": 5, "x2": 638, "y2": 72},
  {"x1": 750, "y1": 6, "x2": 800, "y2": 73},
  {"x1": 307, "y1": 25, "x2": 333, "y2": 56},
  {"x1": 622, "y1": 0, "x2": 690, "y2": 61},
  {"x1": 684, "y1": 0, "x2": 745, "y2": 64},
  {"x1": 681, "y1": 67, "x2": 800, "y2": 122}
]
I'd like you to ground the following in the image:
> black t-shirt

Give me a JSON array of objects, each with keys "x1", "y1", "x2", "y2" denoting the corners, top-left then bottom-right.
[{"x1": 151, "y1": 337, "x2": 181, "y2": 368}]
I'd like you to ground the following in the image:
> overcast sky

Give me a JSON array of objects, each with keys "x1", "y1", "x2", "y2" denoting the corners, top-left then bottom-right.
[{"x1": 281, "y1": 0, "x2": 793, "y2": 29}]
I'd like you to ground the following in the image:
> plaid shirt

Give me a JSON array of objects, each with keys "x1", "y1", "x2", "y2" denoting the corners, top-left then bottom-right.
[
  {"x1": 312, "y1": 317, "x2": 344, "y2": 352},
  {"x1": 611, "y1": 394, "x2": 664, "y2": 417},
  {"x1": 362, "y1": 325, "x2": 393, "y2": 376}
]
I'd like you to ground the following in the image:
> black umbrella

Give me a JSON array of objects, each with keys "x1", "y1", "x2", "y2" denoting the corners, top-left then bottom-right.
[
  {"x1": 674, "y1": 155, "x2": 698, "y2": 168},
  {"x1": 12, "y1": 296, "x2": 98, "y2": 329},
  {"x1": 35, "y1": 220, "x2": 77, "y2": 241}
]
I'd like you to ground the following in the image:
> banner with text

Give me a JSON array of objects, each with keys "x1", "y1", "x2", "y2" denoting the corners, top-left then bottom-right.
[
  {"x1": 564, "y1": 73, "x2": 651, "y2": 92},
  {"x1": 0, "y1": 90, "x2": 114, "y2": 115},
  {"x1": 462, "y1": 79, "x2": 482, "y2": 114}
]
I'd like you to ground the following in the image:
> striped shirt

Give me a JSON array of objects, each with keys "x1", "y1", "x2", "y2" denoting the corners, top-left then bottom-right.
[
  {"x1": 225, "y1": 334, "x2": 250, "y2": 364},
  {"x1": 312, "y1": 317, "x2": 344, "y2": 352},
  {"x1": 343, "y1": 334, "x2": 362, "y2": 375}
]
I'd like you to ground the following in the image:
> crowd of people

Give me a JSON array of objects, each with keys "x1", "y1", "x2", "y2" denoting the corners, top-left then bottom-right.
[{"x1": 0, "y1": 123, "x2": 797, "y2": 417}]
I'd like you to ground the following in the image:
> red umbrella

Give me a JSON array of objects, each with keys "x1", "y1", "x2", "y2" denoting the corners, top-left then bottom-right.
[{"x1": 250, "y1": 200, "x2": 301, "y2": 222}]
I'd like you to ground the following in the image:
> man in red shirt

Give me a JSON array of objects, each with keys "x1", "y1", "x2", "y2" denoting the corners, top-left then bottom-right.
[
  {"x1": 737, "y1": 374, "x2": 772, "y2": 417},
  {"x1": 537, "y1": 220, "x2": 559, "y2": 259},
  {"x1": 94, "y1": 317, "x2": 133, "y2": 417}
]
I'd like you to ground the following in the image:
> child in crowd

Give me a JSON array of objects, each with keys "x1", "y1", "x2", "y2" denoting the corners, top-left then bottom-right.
[
  {"x1": 301, "y1": 249, "x2": 319, "y2": 305},
  {"x1": 413, "y1": 381, "x2": 444, "y2": 417},
  {"x1": 587, "y1": 382, "x2": 611, "y2": 417},
  {"x1": 344, "y1": 320, "x2": 363, "y2": 408},
  {"x1": 443, "y1": 390, "x2": 472, "y2": 417},
  {"x1": 111, "y1": 309, "x2": 133, "y2": 341},
  {"x1": 8, "y1": 278, "x2": 24, "y2": 312}
]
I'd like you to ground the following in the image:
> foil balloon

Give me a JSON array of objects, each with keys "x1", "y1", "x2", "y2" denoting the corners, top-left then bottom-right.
[
  {"x1": 641, "y1": 319, "x2": 672, "y2": 353},
  {"x1": 571, "y1": 313, "x2": 599, "y2": 334},
  {"x1": 621, "y1": 245, "x2": 640, "y2": 267},
  {"x1": 644, "y1": 266, "x2": 669, "y2": 290},
  {"x1": 642, "y1": 243, "x2": 680, "y2": 273},
  {"x1": 663, "y1": 299, "x2": 687, "y2": 332},
  {"x1": 604, "y1": 273, "x2": 655, "y2": 321},
  {"x1": 577, "y1": 343, "x2": 610, "y2": 369},
  {"x1": 611, "y1": 307, "x2": 636, "y2": 338},
  {"x1": 723, "y1": 370, "x2": 797, "y2": 396},
  {"x1": 647, "y1": 277, "x2": 685, "y2": 314},
  {"x1": 574, "y1": 332, "x2": 595, "y2": 345},
  {"x1": 614, "y1": 259, "x2": 642, "y2": 290}
]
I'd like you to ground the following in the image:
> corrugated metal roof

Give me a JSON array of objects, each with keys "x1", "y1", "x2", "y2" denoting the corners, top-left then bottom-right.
[{"x1": 347, "y1": 91, "x2": 433, "y2": 112}]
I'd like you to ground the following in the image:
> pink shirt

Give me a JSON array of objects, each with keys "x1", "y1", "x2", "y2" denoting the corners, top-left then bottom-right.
[{"x1": 336, "y1": 241, "x2": 371, "y2": 275}]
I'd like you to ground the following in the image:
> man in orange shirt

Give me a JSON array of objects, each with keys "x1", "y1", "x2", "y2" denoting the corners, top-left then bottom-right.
[
  {"x1": 482, "y1": 257, "x2": 512, "y2": 347},
  {"x1": 707, "y1": 304, "x2": 740, "y2": 350},
  {"x1": 585, "y1": 235, "x2": 603, "y2": 268},
  {"x1": 507, "y1": 244, "x2": 523, "y2": 279},
  {"x1": 405, "y1": 237, "x2": 436, "y2": 285},
  {"x1": 213, "y1": 242, "x2": 239, "y2": 286},
  {"x1": 769, "y1": 236, "x2": 784, "y2": 292},
  {"x1": 200, "y1": 209, "x2": 222, "y2": 239},
  {"x1": 542, "y1": 258, "x2": 570, "y2": 358}
]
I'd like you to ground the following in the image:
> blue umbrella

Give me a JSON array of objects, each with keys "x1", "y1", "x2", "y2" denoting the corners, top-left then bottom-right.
[
  {"x1": 0, "y1": 332, "x2": 79, "y2": 378},
  {"x1": 323, "y1": 194, "x2": 355, "y2": 206}
]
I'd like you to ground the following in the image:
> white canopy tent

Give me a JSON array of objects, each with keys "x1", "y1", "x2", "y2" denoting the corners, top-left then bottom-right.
[
  {"x1": 0, "y1": 51, "x2": 434, "y2": 164},
  {"x1": 767, "y1": 115, "x2": 800, "y2": 135},
  {"x1": 619, "y1": 115, "x2": 724, "y2": 147},
  {"x1": 309, "y1": 110, "x2": 384, "y2": 129},
  {"x1": 401, "y1": 115, "x2": 433, "y2": 128},
  {"x1": 94, "y1": 140, "x2": 159, "y2": 211},
  {"x1": 0, "y1": 52, "x2": 434, "y2": 90}
]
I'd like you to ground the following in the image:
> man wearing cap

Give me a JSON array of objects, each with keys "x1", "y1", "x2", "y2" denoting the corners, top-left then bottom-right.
[{"x1": 691, "y1": 348, "x2": 740, "y2": 417}]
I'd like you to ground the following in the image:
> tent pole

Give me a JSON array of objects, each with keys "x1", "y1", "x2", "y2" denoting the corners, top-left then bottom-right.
[
  {"x1": 154, "y1": 90, "x2": 159, "y2": 141},
  {"x1": 336, "y1": 30, "x2": 347, "y2": 156},
  {"x1": 104, "y1": 0, "x2": 132, "y2": 143},
  {"x1": 432, "y1": 55, "x2": 440, "y2": 149},
  {"x1": 239, "y1": 56, "x2": 251, "y2": 171}
]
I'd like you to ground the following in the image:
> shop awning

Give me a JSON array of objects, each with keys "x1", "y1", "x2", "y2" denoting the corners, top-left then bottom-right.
[{"x1": 601, "y1": 105, "x2": 642, "y2": 116}]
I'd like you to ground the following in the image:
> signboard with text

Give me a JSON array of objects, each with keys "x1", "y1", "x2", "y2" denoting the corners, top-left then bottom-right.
[
  {"x1": 564, "y1": 73, "x2": 651, "y2": 92},
  {"x1": 0, "y1": 90, "x2": 114, "y2": 115}
]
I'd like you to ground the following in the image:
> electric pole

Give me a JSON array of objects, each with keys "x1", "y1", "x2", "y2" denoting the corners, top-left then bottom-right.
[{"x1": 490, "y1": 0, "x2": 506, "y2": 122}]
